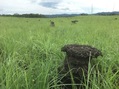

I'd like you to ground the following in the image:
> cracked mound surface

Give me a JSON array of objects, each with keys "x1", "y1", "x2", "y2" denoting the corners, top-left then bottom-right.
[{"x1": 61, "y1": 44, "x2": 102, "y2": 59}]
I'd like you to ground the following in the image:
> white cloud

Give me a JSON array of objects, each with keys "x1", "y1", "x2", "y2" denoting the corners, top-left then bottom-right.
[
  {"x1": 0, "y1": 0, "x2": 119, "y2": 14},
  {"x1": 56, "y1": 0, "x2": 91, "y2": 13},
  {"x1": 91, "y1": 0, "x2": 119, "y2": 12},
  {"x1": 0, "y1": 0, "x2": 32, "y2": 14}
]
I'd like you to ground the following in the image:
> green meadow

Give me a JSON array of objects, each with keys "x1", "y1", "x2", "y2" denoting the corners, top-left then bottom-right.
[{"x1": 0, "y1": 16, "x2": 119, "y2": 89}]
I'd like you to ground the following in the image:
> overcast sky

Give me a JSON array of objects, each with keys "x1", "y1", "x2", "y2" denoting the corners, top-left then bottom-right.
[{"x1": 0, "y1": 0, "x2": 119, "y2": 14}]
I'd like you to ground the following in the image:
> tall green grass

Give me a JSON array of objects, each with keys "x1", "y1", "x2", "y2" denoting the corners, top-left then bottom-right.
[{"x1": 0, "y1": 16, "x2": 119, "y2": 89}]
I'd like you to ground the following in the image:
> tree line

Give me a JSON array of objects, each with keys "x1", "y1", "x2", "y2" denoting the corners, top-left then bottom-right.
[{"x1": 0, "y1": 13, "x2": 46, "y2": 18}]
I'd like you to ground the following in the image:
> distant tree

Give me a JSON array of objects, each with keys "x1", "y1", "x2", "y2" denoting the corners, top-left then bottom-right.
[
  {"x1": 80, "y1": 13, "x2": 88, "y2": 16},
  {"x1": 21, "y1": 13, "x2": 46, "y2": 18},
  {"x1": 13, "y1": 13, "x2": 20, "y2": 17}
]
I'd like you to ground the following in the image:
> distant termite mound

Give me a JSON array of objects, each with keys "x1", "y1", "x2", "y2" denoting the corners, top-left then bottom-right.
[
  {"x1": 58, "y1": 44, "x2": 103, "y2": 89},
  {"x1": 71, "y1": 20, "x2": 78, "y2": 24},
  {"x1": 50, "y1": 20, "x2": 55, "y2": 27}
]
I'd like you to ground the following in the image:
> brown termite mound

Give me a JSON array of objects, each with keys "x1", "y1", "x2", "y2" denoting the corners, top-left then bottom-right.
[
  {"x1": 50, "y1": 20, "x2": 55, "y2": 27},
  {"x1": 71, "y1": 20, "x2": 78, "y2": 24},
  {"x1": 58, "y1": 44, "x2": 103, "y2": 89}
]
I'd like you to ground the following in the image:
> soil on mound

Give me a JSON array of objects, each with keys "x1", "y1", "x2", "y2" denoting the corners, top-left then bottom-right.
[
  {"x1": 61, "y1": 44, "x2": 103, "y2": 59},
  {"x1": 58, "y1": 44, "x2": 103, "y2": 89}
]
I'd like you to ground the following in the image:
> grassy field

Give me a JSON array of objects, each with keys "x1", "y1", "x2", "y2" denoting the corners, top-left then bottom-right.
[{"x1": 0, "y1": 16, "x2": 119, "y2": 89}]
